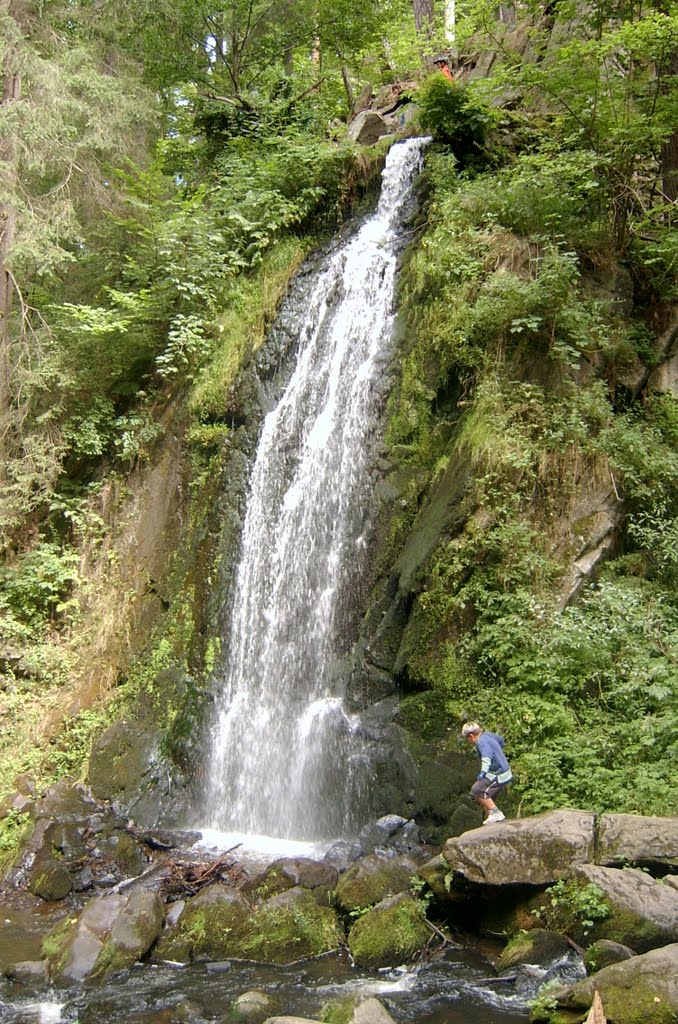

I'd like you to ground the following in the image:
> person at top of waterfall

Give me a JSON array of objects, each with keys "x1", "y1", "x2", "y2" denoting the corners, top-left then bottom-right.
[
  {"x1": 461, "y1": 721, "x2": 512, "y2": 825},
  {"x1": 432, "y1": 55, "x2": 454, "y2": 82}
]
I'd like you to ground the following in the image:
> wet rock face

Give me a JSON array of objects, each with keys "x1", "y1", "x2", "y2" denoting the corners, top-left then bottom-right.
[
  {"x1": 244, "y1": 858, "x2": 339, "y2": 901},
  {"x1": 43, "y1": 889, "x2": 165, "y2": 983}
]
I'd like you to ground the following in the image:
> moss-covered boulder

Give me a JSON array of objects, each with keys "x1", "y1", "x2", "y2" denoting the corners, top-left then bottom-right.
[
  {"x1": 239, "y1": 887, "x2": 344, "y2": 963},
  {"x1": 556, "y1": 943, "x2": 678, "y2": 1024},
  {"x1": 334, "y1": 853, "x2": 419, "y2": 913},
  {"x1": 155, "y1": 884, "x2": 344, "y2": 965},
  {"x1": 574, "y1": 865, "x2": 678, "y2": 952},
  {"x1": 347, "y1": 892, "x2": 430, "y2": 967},
  {"x1": 498, "y1": 929, "x2": 570, "y2": 973},
  {"x1": 584, "y1": 939, "x2": 636, "y2": 974},
  {"x1": 43, "y1": 890, "x2": 165, "y2": 983},
  {"x1": 153, "y1": 883, "x2": 252, "y2": 962}
]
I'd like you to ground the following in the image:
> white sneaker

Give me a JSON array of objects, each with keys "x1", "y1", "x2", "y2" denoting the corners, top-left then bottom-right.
[{"x1": 482, "y1": 809, "x2": 506, "y2": 825}]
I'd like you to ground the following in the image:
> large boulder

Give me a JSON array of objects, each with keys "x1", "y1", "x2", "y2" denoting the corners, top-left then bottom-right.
[
  {"x1": 347, "y1": 892, "x2": 430, "y2": 968},
  {"x1": 243, "y1": 887, "x2": 344, "y2": 963},
  {"x1": 574, "y1": 865, "x2": 678, "y2": 952},
  {"x1": 334, "y1": 853, "x2": 420, "y2": 913},
  {"x1": 347, "y1": 111, "x2": 393, "y2": 145},
  {"x1": 43, "y1": 889, "x2": 165, "y2": 983},
  {"x1": 598, "y1": 814, "x2": 678, "y2": 869},
  {"x1": 246, "y1": 858, "x2": 338, "y2": 900},
  {"x1": 442, "y1": 810, "x2": 595, "y2": 886},
  {"x1": 155, "y1": 883, "x2": 344, "y2": 965},
  {"x1": 556, "y1": 943, "x2": 678, "y2": 1024},
  {"x1": 153, "y1": 883, "x2": 252, "y2": 962}
]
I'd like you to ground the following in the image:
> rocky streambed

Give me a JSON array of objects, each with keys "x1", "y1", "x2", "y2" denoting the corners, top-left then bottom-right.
[{"x1": 2, "y1": 782, "x2": 678, "y2": 1024}]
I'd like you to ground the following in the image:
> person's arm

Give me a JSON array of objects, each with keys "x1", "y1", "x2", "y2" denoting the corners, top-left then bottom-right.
[{"x1": 476, "y1": 736, "x2": 492, "y2": 777}]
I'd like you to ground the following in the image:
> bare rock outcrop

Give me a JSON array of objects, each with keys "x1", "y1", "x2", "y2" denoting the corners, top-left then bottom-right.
[
  {"x1": 442, "y1": 809, "x2": 595, "y2": 885},
  {"x1": 598, "y1": 813, "x2": 678, "y2": 869},
  {"x1": 575, "y1": 865, "x2": 678, "y2": 951}
]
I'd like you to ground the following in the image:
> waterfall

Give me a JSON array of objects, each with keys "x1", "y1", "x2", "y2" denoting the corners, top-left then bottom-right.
[{"x1": 202, "y1": 137, "x2": 429, "y2": 841}]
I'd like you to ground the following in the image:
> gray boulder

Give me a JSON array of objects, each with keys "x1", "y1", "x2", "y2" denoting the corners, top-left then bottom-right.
[
  {"x1": 584, "y1": 939, "x2": 637, "y2": 974},
  {"x1": 598, "y1": 814, "x2": 678, "y2": 869},
  {"x1": 347, "y1": 111, "x2": 393, "y2": 145},
  {"x1": 44, "y1": 889, "x2": 165, "y2": 983},
  {"x1": 233, "y1": 990, "x2": 281, "y2": 1023},
  {"x1": 575, "y1": 865, "x2": 678, "y2": 951},
  {"x1": 351, "y1": 998, "x2": 397, "y2": 1024},
  {"x1": 442, "y1": 809, "x2": 595, "y2": 885},
  {"x1": 557, "y1": 943, "x2": 678, "y2": 1023}
]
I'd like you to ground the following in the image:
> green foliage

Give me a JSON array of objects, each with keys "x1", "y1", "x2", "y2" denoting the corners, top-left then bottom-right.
[
  {"x1": 0, "y1": 809, "x2": 31, "y2": 874},
  {"x1": 534, "y1": 880, "x2": 610, "y2": 936},
  {"x1": 0, "y1": 542, "x2": 80, "y2": 635},
  {"x1": 417, "y1": 76, "x2": 496, "y2": 167}
]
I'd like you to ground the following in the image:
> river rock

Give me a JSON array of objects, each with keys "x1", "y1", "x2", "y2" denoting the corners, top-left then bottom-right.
[
  {"x1": 44, "y1": 888, "x2": 165, "y2": 983},
  {"x1": 347, "y1": 110, "x2": 393, "y2": 145},
  {"x1": 246, "y1": 888, "x2": 344, "y2": 962},
  {"x1": 334, "y1": 852, "x2": 420, "y2": 913},
  {"x1": 246, "y1": 858, "x2": 338, "y2": 899},
  {"x1": 598, "y1": 813, "x2": 678, "y2": 869},
  {"x1": 233, "y1": 990, "x2": 281, "y2": 1023},
  {"x1": 347, "y1": 891, "x2": 430, "y2": 967},
  {"x1": 153, "y1": 884, "x2": 252, "y2": 962},
  {"x1": 442, "y1": 809, "x2": 595, "y2": 886},
  {"x1": 574, "y1": 865, "x2": 678, "y2": 951},
  {"x1": 351, "y1": 997, "x2": 397, "y2": 1024},
  {"x1": 556, "y1": 942, "x2": 678, "y2": 1023},
  {"x1": 325, "y1": 839, "x2": 363, "y2": 871},
  {"x1": 498, "y1": 929, "x2": 570, "y2": 972},
  {"x1": 584, "y1": 939, "x2": 637, "y2": 974},
  {"x1": 5, "y1": 959, "x2": 50, "y2": 986}
]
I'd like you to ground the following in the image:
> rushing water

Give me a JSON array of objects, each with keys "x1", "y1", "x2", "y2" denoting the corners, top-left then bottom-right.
[{"x1": 202, "y1": 138, "x2": 430, "y2": 841}]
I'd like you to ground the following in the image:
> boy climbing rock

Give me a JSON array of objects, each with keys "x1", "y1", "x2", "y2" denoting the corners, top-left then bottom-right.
[{"x1": 462, "y1": 721, "x2": 512, "y2": 824}]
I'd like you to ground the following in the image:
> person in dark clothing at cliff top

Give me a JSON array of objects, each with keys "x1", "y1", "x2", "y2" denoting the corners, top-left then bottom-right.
[{"x1": 462, "y1": 721, "x2": 512, "y2": 824}]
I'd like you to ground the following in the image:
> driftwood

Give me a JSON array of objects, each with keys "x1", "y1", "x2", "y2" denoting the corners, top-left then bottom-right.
[
  {"x1": 162, "y1": 844, "x2": 248, "y2": 899},
  {"x1": 586, "y1": 991, "x2": 607, "y2": 1024}
]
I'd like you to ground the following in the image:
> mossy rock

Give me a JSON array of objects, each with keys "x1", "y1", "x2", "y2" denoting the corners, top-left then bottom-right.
[
  {"x1": 584, "y1": 939, "x2": 636, "y2": 974},
  {"x1": 28, "y1": 858, "x2": 72, "y2": 902},
  {"x1": 347, "y1": 892, "x2": 430, "y2": 968},
  {"x1": 237, "y1": 888, "x2": 344, "y2": 964},
  {"x1": 153, "y1": 884, "x2": 252, "y2": 962},
  {"x1": 499, "y1": 929, "x2": 570, "y2": 973},
  {"x1": 334, "y1": 853, "x2": 418, "y2": 914}
]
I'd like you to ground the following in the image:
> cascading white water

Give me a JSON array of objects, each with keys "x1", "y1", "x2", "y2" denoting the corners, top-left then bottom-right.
[{"x1": 202, "y1": 138, "x2": 429, "y2": 841}]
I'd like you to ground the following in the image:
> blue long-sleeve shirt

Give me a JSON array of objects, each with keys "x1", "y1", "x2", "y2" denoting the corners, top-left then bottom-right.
[{"x1": 476, "y1": 731, "x2": 512, "y2": 784}]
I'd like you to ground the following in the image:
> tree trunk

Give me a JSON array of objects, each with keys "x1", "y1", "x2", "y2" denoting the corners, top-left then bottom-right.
[
  {"x1": 0, "y1": 32, "x2": 21, "y2": 408},
  {"x1": 413, "y1": 0, "x2": 435, "y2": 35},
  {"x1": 660, "y1": 50, "x2": 678, "y2": 208}
]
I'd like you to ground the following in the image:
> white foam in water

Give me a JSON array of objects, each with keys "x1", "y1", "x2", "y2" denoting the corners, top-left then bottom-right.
[
  {"x1": 195, "y1": 829, "x2": 334, "y2": 864},
  {"x1": 20, "y1": 1005, "x2": 65, "y2": 1024}
]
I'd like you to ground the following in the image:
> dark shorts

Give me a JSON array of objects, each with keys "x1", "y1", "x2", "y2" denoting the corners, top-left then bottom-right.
[{"x1": 471, "y1": 777, "x2": 510, "y2": 801}]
